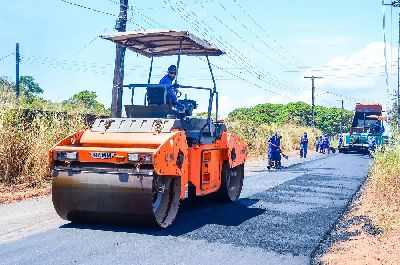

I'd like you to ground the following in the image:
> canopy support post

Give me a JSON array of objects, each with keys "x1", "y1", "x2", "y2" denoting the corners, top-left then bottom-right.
[
  {"x1": 206, "y1": 55, "x2": 218, "y2": 136},
  {"x1": 147, "y1": 55, "x2": 154, "y2": 84},
  {"x1": 175, "y1": 39, "x2": 183, "y2": 84}
]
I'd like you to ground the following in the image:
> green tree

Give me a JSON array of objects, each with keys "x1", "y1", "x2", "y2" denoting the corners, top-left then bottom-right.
[
  {"x1": 227, "y1": 101, "x2": 353, "y2": 135},
  {"x1": 64, "y1": 90, "x2": 108, "y2": 115},
  {"x1": 20, "y1": 76, "x2": 44, "y2": 95}
]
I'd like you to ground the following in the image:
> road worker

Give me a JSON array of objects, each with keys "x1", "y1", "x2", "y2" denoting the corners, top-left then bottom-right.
[
  {"x1": 368, "y1": 137, "x2": 377, "y2": 152},
  {"x1": 315, "y1": 137, "x2": 320, "y2": 152},
  {"x1": 267, "y1": 132, "x2": 281, "y2": 169},
  {"x1": 322, "y1": 134, "x2": 330, "y2": 154},
  {"x1": 338, "y1": 133, "x2": 344, "y2": 148},
  {"x1": 300, "y1": 132, "x2": 308, "y2": 158},
  {"x1": 319, "y1": 136, "x2": 324, "y2": 153}
]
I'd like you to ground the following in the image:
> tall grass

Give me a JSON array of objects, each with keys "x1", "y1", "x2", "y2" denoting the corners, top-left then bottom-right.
[
  {"x1": 226, "y1": 120, "x2": 322, "y2": 159},
  {"x1": 369, "y1": 141, "x2": 400, "y2": 233},
  {"x1": 0, "y1": 87, "x2": 86, "y2": 187}
]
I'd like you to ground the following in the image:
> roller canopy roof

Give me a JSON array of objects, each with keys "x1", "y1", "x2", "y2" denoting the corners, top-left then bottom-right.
[{"x1": 101, "y1": 30, "x2": 224, "y2": 57}]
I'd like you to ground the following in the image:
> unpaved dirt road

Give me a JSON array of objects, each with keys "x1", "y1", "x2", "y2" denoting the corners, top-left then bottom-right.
[{"x1": 0, "y1": 153, "x2": 370, "y2": 265}]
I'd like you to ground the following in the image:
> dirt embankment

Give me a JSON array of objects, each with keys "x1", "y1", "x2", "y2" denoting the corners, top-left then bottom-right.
[
  {"x1": 0, "y1": 183, "x2": 51, "y2": 204},
  {"x1": 315, "y1": 184, "x2": 400, "y2": 265}
]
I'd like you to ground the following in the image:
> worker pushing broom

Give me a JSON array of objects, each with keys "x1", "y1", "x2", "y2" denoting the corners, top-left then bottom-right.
[{"x1": 267, "y1": 132, "x2": 288, "y2": 170}]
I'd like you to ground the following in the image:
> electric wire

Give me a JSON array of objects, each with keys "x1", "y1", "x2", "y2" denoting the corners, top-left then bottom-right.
[
  {"x1": 213, "y1": 0, "x2": 297, "y2": 68},
  {"x1": 55, "y1": 0, "x2": 379, "y2": 106},
  {"x1": 60, "y1": 0, "x2": 116, "y2": 16},
  {"x1": 231, "y1": 0, "x2": 300, "y2": 66},
  {"x1": 163, "y1": 0, "x2": 303, "y2": 97},
  {"x1": 228, "y1": 0, "x2": 384, "y2": 103},
  {"x1": 0, "y1": 53, "x2": 14, "y2": 63}
]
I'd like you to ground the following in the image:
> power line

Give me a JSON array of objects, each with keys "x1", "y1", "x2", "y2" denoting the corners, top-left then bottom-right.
[
  {"x1": 195, "y1": 1, "x2": 291, "y2": 70},
  {"x1": 163, "y1": 0, "x2": 304, "y2": 97},
  {"x1": 0, "y1": 53, "x2": 14, "y2": 62},
  {"x1": 60, "y1": 0, "x2": 116, "y2": 16},
  {"x1": 231, "y1": 0, "x2": 300, "y2": 66},
  {"x1": 212, "y1": 0, "x2": 298, "y2": 70}
]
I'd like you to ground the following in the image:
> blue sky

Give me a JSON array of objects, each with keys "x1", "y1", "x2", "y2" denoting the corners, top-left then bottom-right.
[{"x1": 0, "y1": 0, "x2": 396, "y2": 116}]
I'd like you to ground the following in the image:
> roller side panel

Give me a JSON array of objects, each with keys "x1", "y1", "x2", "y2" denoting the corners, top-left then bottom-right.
[
  {"x1": 187, "y1": 143, "x2": 223, "y2": 196},
  {"x1": 152, "y1": 131, "x2": 189, "y2": 199},
  {"x1": 220, "y1": 132, "x2": 247, "y2": 168}
]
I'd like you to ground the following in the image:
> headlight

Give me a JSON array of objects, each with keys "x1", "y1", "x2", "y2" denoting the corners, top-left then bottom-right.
[
  {"x1": 128, "y1": 153, "x2": 152, "y2": 163},
  {"x1": 55, "y1": 151, "x2": 78, "y2": 161}
]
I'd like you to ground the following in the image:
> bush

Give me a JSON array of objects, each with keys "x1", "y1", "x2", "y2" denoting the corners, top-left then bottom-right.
[
  {"x1": 0, "y1": 86, "x2": 87, "y2": 187},
  {"x1": 369, "y1": 141, "x2": 400, "y2": 233}
]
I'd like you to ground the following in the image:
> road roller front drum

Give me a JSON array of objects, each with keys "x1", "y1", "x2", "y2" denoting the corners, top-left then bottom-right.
[{"x1": 52, "y1": 169, "x2": 181, "y2": 228}]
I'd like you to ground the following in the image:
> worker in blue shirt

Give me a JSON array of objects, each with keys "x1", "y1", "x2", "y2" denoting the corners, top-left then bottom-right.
[
  {"x1": 267, "y1": 132, "x2": 281, "y2": 169},
  {"x1": 315, "y1": 137, "x2": 320, "y2": 152},
  {"x1": 322, "y1": 134, "x2": 330, "y2": 154},
  {"x1": 300, "y1": 132, "x2": 308, "y2": 158},
  {"x1": 338, "y1": 133, "x2": 344, "y2": 148},
  {"x1": 159, "y1": 65, "x2": 180, "y2": 104},
  {"x1": 368, "y1": 137, "x2": 377, "y2": 152},
  {"x1": 319, "y1": 136, "x2": 324, "y2": 153}
]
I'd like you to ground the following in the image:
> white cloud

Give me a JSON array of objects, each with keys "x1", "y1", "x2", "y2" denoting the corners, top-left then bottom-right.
[{"x1": 301, "y1": 41, "x2": 394, "y2": 110}]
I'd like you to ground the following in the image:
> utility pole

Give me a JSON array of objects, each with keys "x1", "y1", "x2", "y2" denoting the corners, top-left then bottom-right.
[
  {"x1": 111, "y1": 0, "x2": 128, "y2": 118},
  {"x1": 16, "y1": 43, "x2": 20, "y2": 99},
  {"x1": 338, "y1": 99, "x2": 344, "y2": 133},
  {"x1": 304, "y1": 75, "x2": 323, "y2": 129},
  {"x1": 383, "y1": 0, "x2": 400, "y2": 127}
]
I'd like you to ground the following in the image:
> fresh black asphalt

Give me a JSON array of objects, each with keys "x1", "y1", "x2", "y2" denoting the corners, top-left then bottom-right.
[{"x1": 0, "y1": 153, "x2": 370, "y2": 265}]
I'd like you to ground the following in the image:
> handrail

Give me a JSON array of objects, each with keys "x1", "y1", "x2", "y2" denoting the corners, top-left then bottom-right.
[{"x1": 123, "y1": 83, "x2": 212, "y2": 91}]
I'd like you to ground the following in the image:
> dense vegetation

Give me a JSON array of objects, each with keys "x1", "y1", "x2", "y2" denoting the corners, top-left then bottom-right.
[
  {"x1": 369, "y1": 139, "x2": 400, "y2": 233},
  {"x1": 227, "y1": 101, "x2": 352, "y2": 135},
  {"x1": 0, "y1": 75, "x2": 348, "y2": 186},
  {"x1": 0, "y1": 76, "x2": 108, "y2": 187}
]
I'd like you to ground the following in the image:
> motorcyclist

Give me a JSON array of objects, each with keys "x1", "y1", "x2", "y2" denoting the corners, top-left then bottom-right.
[{"x1": 300, "y1": 132, "x2": 308, "y2": 158}]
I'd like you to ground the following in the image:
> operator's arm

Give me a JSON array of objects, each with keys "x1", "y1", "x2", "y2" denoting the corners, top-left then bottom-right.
[
  {"x1": 167, "y1": 87, "x2": 178, "y2": 103},
  {"x1": 159, "y1": 76, "x2": 178, "y2": 103}
]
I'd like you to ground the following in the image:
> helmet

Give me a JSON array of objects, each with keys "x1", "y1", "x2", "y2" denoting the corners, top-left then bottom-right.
[
  {"x1": 168, "y1": 65, "x2": 177, "y2": 72},
  {"x1": 275, "y1": 132, "x2": 281, "y2": 138}
]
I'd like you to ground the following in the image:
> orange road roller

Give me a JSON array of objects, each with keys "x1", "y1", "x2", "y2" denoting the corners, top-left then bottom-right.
[{"x1": 49, "y1": 30, "x2": 247, "y2": 228}]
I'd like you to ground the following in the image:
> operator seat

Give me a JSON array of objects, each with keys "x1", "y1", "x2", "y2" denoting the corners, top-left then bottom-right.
[
  {"x1": 124, "y1": 86, "x2": 175, "y2": 118},
  {"x1": 147, "y1": 86, "x2": 171, "y2": 105}
]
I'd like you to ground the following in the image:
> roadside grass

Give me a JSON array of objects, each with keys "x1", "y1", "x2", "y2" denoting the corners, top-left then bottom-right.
[
  {"x1": 369, "y1": 142, "x2": 400, "y2": 233},
  {"x1": 0, "y1": 87, "x2": 86, "y2": 187},
  {"x1": 226, "y1": 120, "x2": 323, "y2": 159}
]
